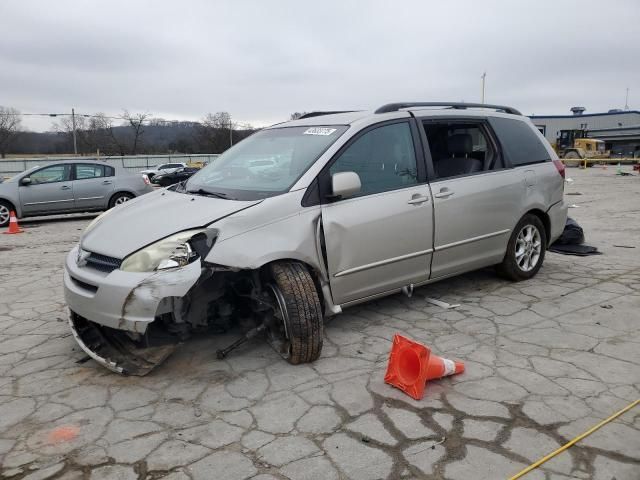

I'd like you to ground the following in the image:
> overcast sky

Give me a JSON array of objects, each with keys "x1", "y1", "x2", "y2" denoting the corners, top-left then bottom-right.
[{"x1": 2, "y1": 0, "x2": 638, "y2": 131}]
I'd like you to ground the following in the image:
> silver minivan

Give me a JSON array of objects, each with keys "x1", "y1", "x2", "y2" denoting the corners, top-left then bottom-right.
[{"x1": 63, "y1": 103, "x2": 568, "y2": 375}]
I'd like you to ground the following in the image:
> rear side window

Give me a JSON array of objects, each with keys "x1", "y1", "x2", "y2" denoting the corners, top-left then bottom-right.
[
  {"x1": 105, "y1": 166, "x2": 115, "y2": 177},
  {"x1": 489, "y1": 118, "x2": 551, "y2": 166},
  {"x1": 75, "y1": 164, "x2": 106, "y2": 179}
]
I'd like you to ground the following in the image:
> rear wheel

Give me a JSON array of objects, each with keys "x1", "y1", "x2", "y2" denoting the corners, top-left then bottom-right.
[
  {"x1": 497, "y1": 214, "x2": 547, "y2": 281},
  {"x1": 564, "y1": 151, "x2": 581, "y2": 159},
  {"x1": 0, "y1": 201, "x2": 13, "y2": 228},
  {"x1": 109, "y1": 192, "x2": 133, "y2": 208},
  {"x1": 266, "y1": 261, "x2": 323, "y2": 364}
]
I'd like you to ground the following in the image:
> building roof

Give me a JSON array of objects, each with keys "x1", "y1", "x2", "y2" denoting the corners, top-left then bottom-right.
[{"x1": 530, "y1": 111, "x2": 640, "y2": 119}]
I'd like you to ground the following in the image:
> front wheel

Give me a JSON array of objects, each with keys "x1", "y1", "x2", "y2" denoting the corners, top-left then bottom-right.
[
  {"x1": 497, "y1": 214, "x2": 547, "y2": 281},
  {"x1": 0, "y1": 200, "x2": 13, "y2": 228},
  {"x1": 108, "y1": 192, "x2": 133, "y2": 209},
  {"x1": 266, "y1": 261, "x2": 323, "y2": 364}
]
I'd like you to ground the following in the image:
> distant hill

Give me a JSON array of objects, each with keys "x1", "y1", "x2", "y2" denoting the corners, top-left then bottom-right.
[{"x1": 9, "y1": 122, "x2": 256, "y2": 156}]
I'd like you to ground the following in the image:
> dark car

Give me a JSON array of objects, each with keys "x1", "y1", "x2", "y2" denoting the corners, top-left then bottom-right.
[{"x1": 151, "y1": 167, "x2": 199, "y2": 187}]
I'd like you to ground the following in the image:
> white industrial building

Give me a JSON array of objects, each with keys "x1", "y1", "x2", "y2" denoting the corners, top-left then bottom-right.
[{"x1": 529, "y1": 109, "x2": 640, "y2": 158}]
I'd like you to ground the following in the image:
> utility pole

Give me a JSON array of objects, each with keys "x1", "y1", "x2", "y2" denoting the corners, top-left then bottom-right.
[
  {"x1": 229, "y1": 117, "x2": 233, "y2": 147},
  {"x1": 71, "y1": 108, "x2": 78, "y2": 155},
  {"x1": 481, "y1": 72, "x2": 486, "y2": 104},
  {"x1": 624, "y1": 87, "x2": 630, "y2": 110}
]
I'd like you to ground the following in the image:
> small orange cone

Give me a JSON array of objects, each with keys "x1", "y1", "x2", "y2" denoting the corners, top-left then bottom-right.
[
  {"x1": 3, "y1": 211, "x2": 23, "y2": 234},
  {"x1": 384, "y1": 334, "x2": 464, "y2": 400}
]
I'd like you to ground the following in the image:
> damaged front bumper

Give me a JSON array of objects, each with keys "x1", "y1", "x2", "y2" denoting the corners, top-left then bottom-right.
[
  {"x1": 64, "y1": 245, "x2": 203, "y2": 374},
  {"x1": 64, "y1": 245, "x2": 202, "y2": 333},
  {"x1": 68, "y1": 312, "x2": 177, "y2": 375}
]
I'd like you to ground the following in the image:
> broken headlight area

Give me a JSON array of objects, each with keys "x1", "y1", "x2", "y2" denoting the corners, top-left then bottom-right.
[{"x1": 121, "y1": 228, "x2": 216, "y2": 272}]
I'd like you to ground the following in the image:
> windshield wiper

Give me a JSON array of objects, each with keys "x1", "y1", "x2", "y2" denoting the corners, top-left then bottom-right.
[{"x1": 186, "y1": 188, "x2": 230, "y2": 199}]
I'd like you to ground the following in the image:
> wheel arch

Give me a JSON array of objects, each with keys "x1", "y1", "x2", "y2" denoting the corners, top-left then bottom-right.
[
  {"x1": 0, "y1": 196, "x2": 20, "y2": 218},
  {"x1": 108, "y1": 190, "x2": 136, "y2": 207},
  {"x1": 524, "y1": 208, "x2": 551, "y2": 246},
  {"x1": 258, "y1": 258, "x2": 327, "y2": 315}
]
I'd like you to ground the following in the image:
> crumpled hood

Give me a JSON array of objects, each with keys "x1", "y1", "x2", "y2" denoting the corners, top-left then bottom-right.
[{"x1": 81, "y1": 189, "x2": 261, "y2": 258}]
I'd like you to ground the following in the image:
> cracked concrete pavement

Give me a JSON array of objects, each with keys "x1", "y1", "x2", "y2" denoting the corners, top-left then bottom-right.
[{"x1": 0, "y1": 167, "x2": 639, "y2": 479}]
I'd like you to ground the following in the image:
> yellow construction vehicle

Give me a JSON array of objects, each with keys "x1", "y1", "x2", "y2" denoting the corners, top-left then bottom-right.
[{"x1": 554, "y1": 129, "x2": 610, "y2": 159}]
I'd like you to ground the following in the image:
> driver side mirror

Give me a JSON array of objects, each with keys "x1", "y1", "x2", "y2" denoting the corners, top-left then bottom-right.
[
  {"x1": 331, "y1": 171, "x2": 361, "y2": 199},
  {"x1": 20, "y1": 177, "x2": 32, "y2": 186}
]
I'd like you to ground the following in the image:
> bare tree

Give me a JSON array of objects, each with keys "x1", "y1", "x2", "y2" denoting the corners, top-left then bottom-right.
[
  {"x1": 0, "y1": 106, "x2": 22, "y2": 158},
  {"x1": 122, "y1": 110, "x2": 151, "y2": 155},
  {"x1": 54, "y1": 113, "x2": 128, "y2": 156},
  {"x1": 196, "y1": 112, "x2": 233, "y2": 153}
]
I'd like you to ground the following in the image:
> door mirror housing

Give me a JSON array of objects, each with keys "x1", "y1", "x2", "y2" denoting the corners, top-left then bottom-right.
[
  {"x1": 20, "y1": 177, "x2": 32, "y2": 186},
  {"x1": 331, "y1": 171, "x2": 361, "y2": 199}
]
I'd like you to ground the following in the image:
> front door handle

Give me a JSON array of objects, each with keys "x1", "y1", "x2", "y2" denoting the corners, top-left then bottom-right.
[
  {"x1": 60, "y1": 185, "x2": 71, "y2": 190},
  {"x1": 407, "y1": 195, "x2": 430, "y2": 205},
  {"x1": 434, "y1": 189, "x2": 455, "y2": 199}
]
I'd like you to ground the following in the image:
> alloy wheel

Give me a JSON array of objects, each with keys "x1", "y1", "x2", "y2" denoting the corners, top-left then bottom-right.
[
  {"x1": 0, "y1": 205, "x2": 10, "y2": 226},
  {"x1": 515, "y1": 224, "x2": 542, "y2": 272},
  {"x1": 265, "y1": 283, "x2": 292, "y2": 360}
]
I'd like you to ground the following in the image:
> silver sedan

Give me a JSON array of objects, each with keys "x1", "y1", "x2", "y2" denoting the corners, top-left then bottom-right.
[{"x1": 0, "y1": 160, "x2": 154, "y2": 227}]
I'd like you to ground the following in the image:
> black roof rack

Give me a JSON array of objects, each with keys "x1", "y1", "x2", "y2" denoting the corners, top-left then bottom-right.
[
  {"x1": 374, "y1": 102, "x2": 521, "y2": 116},
  {"x1": 298, "y1": 111, "x2": 356, "y2": 119}
]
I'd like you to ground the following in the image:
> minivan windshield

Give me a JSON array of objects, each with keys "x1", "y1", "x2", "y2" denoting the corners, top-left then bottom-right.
[{"x1": 184, "y1": 125, "x2": 348, "y2": 200}]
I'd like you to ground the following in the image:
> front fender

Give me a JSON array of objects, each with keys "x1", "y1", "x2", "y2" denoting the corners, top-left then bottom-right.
[{"x1": 205, "y1": 206, "x2": 324, "y2": 273}]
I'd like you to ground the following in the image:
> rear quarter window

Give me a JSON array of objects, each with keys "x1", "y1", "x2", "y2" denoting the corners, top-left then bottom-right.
[{"x1": 489, "y1": 117, "x2": 551, "y2": 166}]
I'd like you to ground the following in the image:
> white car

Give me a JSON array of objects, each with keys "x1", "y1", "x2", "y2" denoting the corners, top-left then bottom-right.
[{"x1": 139, "y1": 162, "x2": 186, "y2": 180}]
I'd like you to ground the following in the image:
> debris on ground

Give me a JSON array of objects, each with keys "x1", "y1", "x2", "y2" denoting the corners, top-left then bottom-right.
[
  {"x1": 550, "y1": 217, "x2": 602, "y2": 256},
  {"x1": 554, "y1": 217, "x2": 584, "y2": 245},
  {"x1": 424, "y1": 297, "x2": 460, "y2": 309}
]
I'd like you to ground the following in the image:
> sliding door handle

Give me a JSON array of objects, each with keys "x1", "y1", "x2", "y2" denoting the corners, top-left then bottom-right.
[
  {"x1": 407, "y1": 195, "x2": 430, "y2": 205},
  {"x1": 434, "y1": 189, "x2": 454, "y2": 199}
]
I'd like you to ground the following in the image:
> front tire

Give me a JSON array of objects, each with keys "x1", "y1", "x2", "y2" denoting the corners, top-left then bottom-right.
[
  {"x1": 497, "y1": 214, "x2": 547, "y2": 281},
  {"x1": 108, "y1": 192, "x2": 133, "y2": 209},
  {"x1": 0, "y1": 200, "x2": 13, "y2": 228},
  {"x1": 267, "y1": 261, "x2": 323, "y2": 364}
]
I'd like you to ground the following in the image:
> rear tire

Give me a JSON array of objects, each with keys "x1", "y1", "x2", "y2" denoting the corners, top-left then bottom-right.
[
  {"x1": 0, "y1": 200, "x2": 13, "y2": 228},
  {"x1": 564, "y1": 151, "x2": 581, "y2": 159},
  {"x1": 497, "y1": 214, "x2": 547, "y2": 281},
  {"x1": 108, "y1": 192, "x2": 133, "y2": 209},
  {"x1": 267, "y1": 261, "x2": 323, "y2": 364}
]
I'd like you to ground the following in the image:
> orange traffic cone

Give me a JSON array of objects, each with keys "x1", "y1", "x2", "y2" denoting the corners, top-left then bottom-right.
[
  {"x1": 384, "y1": 334, "x2": 464, "y2": 400},
  {"x1": 3, "y1": 211, "x2": 24, "y2": 234}
]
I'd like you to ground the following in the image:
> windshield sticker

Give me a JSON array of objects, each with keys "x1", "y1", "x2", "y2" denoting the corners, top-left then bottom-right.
[{"x1": 303, "y1": 127, "x2": 337, "y2": 136}]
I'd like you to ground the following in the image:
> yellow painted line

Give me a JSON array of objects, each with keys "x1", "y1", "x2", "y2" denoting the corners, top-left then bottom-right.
[{"x1": 508, "y1": 398, "x2": 639, "y2": 480}]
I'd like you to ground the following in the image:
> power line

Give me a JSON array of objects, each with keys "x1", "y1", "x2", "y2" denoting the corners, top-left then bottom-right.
[{"x1": 20, "y1": 112, "x2": 124, "y2": 120}]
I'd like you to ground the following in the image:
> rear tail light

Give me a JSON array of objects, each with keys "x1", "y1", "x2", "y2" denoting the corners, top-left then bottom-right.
[
  {"x1": 142, "y1": 174, "x2": 150, "y2": 185},
  {"x1": 553, "y1": 159, "x2": 565, "y2": 179}
]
